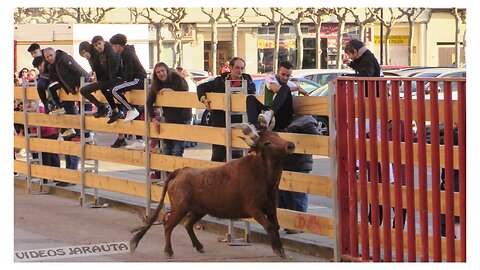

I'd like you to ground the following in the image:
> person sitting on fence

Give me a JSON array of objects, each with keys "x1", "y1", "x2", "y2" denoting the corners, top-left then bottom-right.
[
  {"x1": 43, "y1": 47, "x2": 90, "y2": 117},
  {"x1": 241, "y1": 60, "x2": 308, "y2": 140},
  {"x1": 196, "y1": 56, "x2": 256, "y2": 162},
  {"x1": 147, "y1": 62, "x2": 191, "y2": 157},
  {"x1": 79, "y1": 36, "x2": 121, "y2": 118},
  {"x1": 107, "y1": 33, "x2": 146, "y2": 124}
]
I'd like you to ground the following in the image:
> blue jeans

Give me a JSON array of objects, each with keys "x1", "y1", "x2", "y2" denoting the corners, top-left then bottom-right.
[
  {"x1": 65, "y1": 155, "x2": 79, "y2": 170},
  {"x1": 279, "y1": 190, "x2": 308, "y2": 212},
  {"x1": 162, "y1": 139, "x2": 185, "y2": 157}
]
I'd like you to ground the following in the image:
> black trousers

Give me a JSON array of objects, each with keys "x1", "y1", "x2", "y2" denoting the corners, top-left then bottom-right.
[
  {"x1": 108, "y1": 78, "x2": 144, "y2": 111},
  {"x1": 80, "y1": 81, "x2": 111, "y2": 108},
  {"x1": 246, "y1": 84, "x2": 293, "y2": 130}
]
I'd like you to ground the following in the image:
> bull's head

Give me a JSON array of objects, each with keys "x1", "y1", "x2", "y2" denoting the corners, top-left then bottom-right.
[{"x1": 239, "y1": 130, "x2": 295, "y2": 157}]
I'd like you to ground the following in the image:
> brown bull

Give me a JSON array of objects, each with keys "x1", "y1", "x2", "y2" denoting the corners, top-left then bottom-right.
[{"x1": 130, "y1": 130, "x2": 295, "y2": 258}]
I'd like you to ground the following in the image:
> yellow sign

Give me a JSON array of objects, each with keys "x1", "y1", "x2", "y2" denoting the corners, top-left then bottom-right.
[{"x1": 374, "y1": 35, "x2": 409, "y2": 45}]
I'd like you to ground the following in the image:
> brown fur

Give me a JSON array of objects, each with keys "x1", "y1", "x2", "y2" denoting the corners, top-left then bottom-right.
[{"x1": 130, "y1": 130, "x2": 295, "y2": 258}]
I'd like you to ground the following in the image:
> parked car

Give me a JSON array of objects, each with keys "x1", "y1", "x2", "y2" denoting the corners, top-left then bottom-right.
[{"x1": 291, "y1": 69, "x2": 355, "y2": 87}]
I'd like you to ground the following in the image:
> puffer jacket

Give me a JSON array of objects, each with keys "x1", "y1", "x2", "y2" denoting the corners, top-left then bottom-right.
[
  {"x1": 283, "y1": 115, "x2": 319, "y2": 172},
  {"x1": 48, "y1": 50, "x2": 89, "y2": 94}
]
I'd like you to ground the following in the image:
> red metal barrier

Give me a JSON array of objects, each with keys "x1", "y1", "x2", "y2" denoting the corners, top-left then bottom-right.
[{"x1": 335, "y1": 77, "x2": 466, "y2": 262}]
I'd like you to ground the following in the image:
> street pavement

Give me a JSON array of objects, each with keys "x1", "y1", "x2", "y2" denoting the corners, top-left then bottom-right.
[{"x1": 14, "y1": 185, "x2": 327, "y2": 262}]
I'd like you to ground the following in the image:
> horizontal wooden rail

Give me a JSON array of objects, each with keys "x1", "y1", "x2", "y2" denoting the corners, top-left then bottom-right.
[
  {"x1": 357, "y1": 224, "x2": 461, "y2": 261},
  {"x1": 14, "y1": 86, "x2": 330, "y2": 116}
]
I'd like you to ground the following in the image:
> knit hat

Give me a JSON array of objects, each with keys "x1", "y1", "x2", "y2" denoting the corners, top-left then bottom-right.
[
  {"x1": 109, "y1": 34, "x2": 127, "y2": 46},
  {"x1": 79, "y1": 41, "x2": 93, "y2": 54},
  {"x1": 32, "y1": 56, "x2": 45, "y2": 68}
]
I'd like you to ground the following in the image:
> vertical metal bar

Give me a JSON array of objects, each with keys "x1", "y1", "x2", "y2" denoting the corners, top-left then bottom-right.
[
  {"x1": 357, "y1": 81, "x2": 369, "y2": 261},
  {"x1": 334, "y1": 79, "x2": 350, "y2": 259},
  {"x1": 443, "y1": 81, "x2": 455, "y2": 262},
  {"x1": 80, "y1": 79, "x2": 87, "y2": 207},
  {"x1": 22, "y1": 82, "x2": 32, "y2": 193},
  {"x1": 391, "y1": 80, "x2": 404, "y2": 261},
  {"x1": 403, "y1": 80, "x2": 416, "y2": 261},
  {"x1": 457, "y1": 80, "x2": 466, "y2": 262},
  {"x1": 379, "y1": 80, "x2": 392, "y2": 261},
  {"x1": 328, "y1": 81, "x2": 339, "y2": 261},
  {"x1": 416, "y1": 80, "x2": 429, "y2": 261},
  {"x1": 429, "y1": 81, "x2": 442, "y2": 261},
  {"x1": 346, "y1": 80, "x2": 358, "y2": 258},
  {"x1": 144, "y1": 79, "x2": 152, "y2": 218},
  {"x1": 367, "y1": 80, "x2": 380, "y2": 262},
  {"x1": 224, "y1": 80, "x2": 234, "y2": 242}
]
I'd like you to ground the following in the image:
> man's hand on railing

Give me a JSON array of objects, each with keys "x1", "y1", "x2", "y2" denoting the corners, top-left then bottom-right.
[
  {"x1": 152, "y1": 117, "x2": 161, "y2": 134},
  {"x1": 203, "y1": 98, "x2": 212, "y2": 111}
]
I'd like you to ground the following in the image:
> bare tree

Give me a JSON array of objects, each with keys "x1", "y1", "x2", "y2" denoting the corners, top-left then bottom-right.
[
  {"x1": 332, "y1": 7, "x2": 350, "y2": 68},
  {"x1": 276, "y1": 8, "x2": 311, "y2": 69},
  {"x1": 58, "y1": 7, "x2": 115, "y2": 23},
  {"x1": 252, "y1": 8, "x2": 286, "y2": 72},
  {"x1": 127, "y1": 7, "x2": 143, "y2": 24},
  {"x1": 201, "y1": 8, "x2": 224, "y2": 75},
  {"x1": 347, "y1": 8, "x2": 381, "y2": 43},
  {"x1": 138, "y1": 8, "x2": 166, "y2": 64},
  {"x1": 222, "y1": 8, "x2": 248, "y2": 57},
  {"x1": 149, "y1": 8, "x2": 187, "y2": 68},
  {"x1": 306, "y1": 8, "x2": 333, "y2": 69},
  {"x1": 14, "y1": 8, "x2": 62, "y2": 24},
  {"x1": 451, "y1": 8, "x2": 466, "y2": 67},
  {"x1": 399, "y1": 8, "x2": 425, "y2": 66},
  {"x1": 373, "y1": 8, "x2": 405, "y2": 65}
]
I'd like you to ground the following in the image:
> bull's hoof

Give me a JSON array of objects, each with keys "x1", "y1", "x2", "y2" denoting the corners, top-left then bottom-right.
[
  {"x1": 195, "y1": 246, "x2": 205, "y2": 253},
  {"x1": 273, "y1": 249, "x2": 286, "y2": 259},
  {"x1": 164, "y1": 250, "x2": 174, "y2": 258}
]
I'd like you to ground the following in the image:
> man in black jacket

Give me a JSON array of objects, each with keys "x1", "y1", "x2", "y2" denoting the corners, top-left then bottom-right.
[
  {"x1": 106, "y1": 34, "x2": 146, "y2": 124},
  {"x1": 343, "y1": 39, "x2": 382, "y2": 97},
  {"x1": 196, "y1": 57, "x2": 256, "y2": 162},
  {"x1": 27, "y1": 43, "x2": 52, "y2": 114},
  {"x1": 279, "y1": 115, "x2": 319, "y2": 234},
  {"x1": 79, "y1": 36, "x2": 121, "y2": 118}
]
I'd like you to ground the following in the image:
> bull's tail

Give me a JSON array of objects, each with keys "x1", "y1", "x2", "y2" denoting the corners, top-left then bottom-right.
[{"x1": 129, "y1": 169, "x2": 179, "y2": 254}]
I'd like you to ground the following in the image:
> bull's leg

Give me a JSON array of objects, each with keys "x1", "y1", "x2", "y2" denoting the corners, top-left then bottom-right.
[
  {"x1": 183, "y1": 212, "x2": 206, "y2": 253},
  {"x1": 249, "y1": 210, "x2": 286, "y2": 259},
  {"x1": 265, "y1": 209, "x2": 284, "y2": 255},
  {"x1": 163, "y1": 206, "x2": 189, "y2": 258}
]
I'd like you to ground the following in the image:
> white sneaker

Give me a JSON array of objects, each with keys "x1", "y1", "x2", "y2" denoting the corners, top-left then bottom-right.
[
  {"x1": 124, "y1": 108, "x2": 140, "y2": 123},
  {"x1": 126, "y1": 139, "x2": 145, "y2": 150},
  {"x1": 61, "y1": 128, "x2": 76, "y2": 137},
  {"x1": 241, "y1": 123, "x2": 260, "y2": 142},
  {"x1": 49, "y1": 107, "x2": 66, "y2": 115},
  {"x1": 258, "y1": 110, "x2": 274, "y2": 128},
  {"x1": 19, "y1": 148, "x2": 27, "y2": 157}
]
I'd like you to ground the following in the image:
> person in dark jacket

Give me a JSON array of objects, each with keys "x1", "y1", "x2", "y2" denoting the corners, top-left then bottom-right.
[
  {"x1": 107, "y1": 33, "x2": 147, "y2": 124},
  {"x1": 196, "y1": 57, "x2": 256, "y2": 162},
  {"x1": 343, "y1": 39, "x2": 382, "y2": 97},
  {"x1": 79, "y1": 36, "x2": 121, "y2": 118},
  {"x1": 28, "y1": 43, "x2": 52, "y2": 114},
  {"x1": 147, "y1": 62, "x2": 191, "y2": 156},
  {"x1": 278, "y1": 115, "x2": 319, "y2": 234}
]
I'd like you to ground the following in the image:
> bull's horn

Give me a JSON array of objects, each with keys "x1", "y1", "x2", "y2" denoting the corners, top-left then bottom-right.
[{"x1": 238, "y1": 136, "x2": 254, "y2": 147}]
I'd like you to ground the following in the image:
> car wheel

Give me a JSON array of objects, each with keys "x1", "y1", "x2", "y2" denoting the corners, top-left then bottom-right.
[
  {"x1": 201, "y1": 110, "x2": 212, "y2": 126},
  {"x1": 315, "y1": 116, "x2": 329, "y2": 136}
]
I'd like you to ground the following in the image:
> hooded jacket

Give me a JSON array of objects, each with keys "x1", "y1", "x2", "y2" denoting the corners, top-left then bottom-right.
[
  {"x1": 47, "y1": 50, "x2": 89, "y2": 94},
  {"x1": 118, "y1": 45, "x2": 146, "y2": 82},
  {"x1": 147, "y1": 68, "x2": 192, "y2": 124},
  {"x1": 196, "y1": 72, "x2": 256, "y2": 127},
  {"x1": 282, "y1": 115, "x2": 319, "y2": 172}
]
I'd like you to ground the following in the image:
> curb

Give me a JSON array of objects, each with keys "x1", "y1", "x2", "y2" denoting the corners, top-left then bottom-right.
[{"x1": 14, "y1": 178, "x2": 334, "y2": 261}]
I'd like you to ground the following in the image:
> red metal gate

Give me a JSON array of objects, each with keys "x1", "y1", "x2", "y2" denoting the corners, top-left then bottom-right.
[{"x1": 335, "y1": 77, "x2": 466, "y2": 262}]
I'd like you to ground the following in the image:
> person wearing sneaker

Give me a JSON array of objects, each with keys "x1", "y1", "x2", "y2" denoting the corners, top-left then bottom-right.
[
  {"x1": 147, "y1": 62, "x2": 191, "y2": 156},
  {"x1": 197, "y1": 57, "x2": 256, "y2": 162},
  {"x1": 107, "y1": 34, "x2": 146, "y2": 124},
  {"x1": 244, "y1": 60, "x2": 308, "y2": 133},
  {"x1": 79, "y1": 37, "x2": 121, "y2": 119}
]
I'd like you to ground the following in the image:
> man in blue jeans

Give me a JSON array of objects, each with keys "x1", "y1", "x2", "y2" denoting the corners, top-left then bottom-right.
[{"x1": 278, "y1": 115, "x2": 319, "y2": 234}]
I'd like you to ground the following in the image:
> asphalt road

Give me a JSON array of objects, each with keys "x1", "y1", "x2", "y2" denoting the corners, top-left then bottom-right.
[{"x1": 14, "y1": 185, "x2": 328, "y2": 262}]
